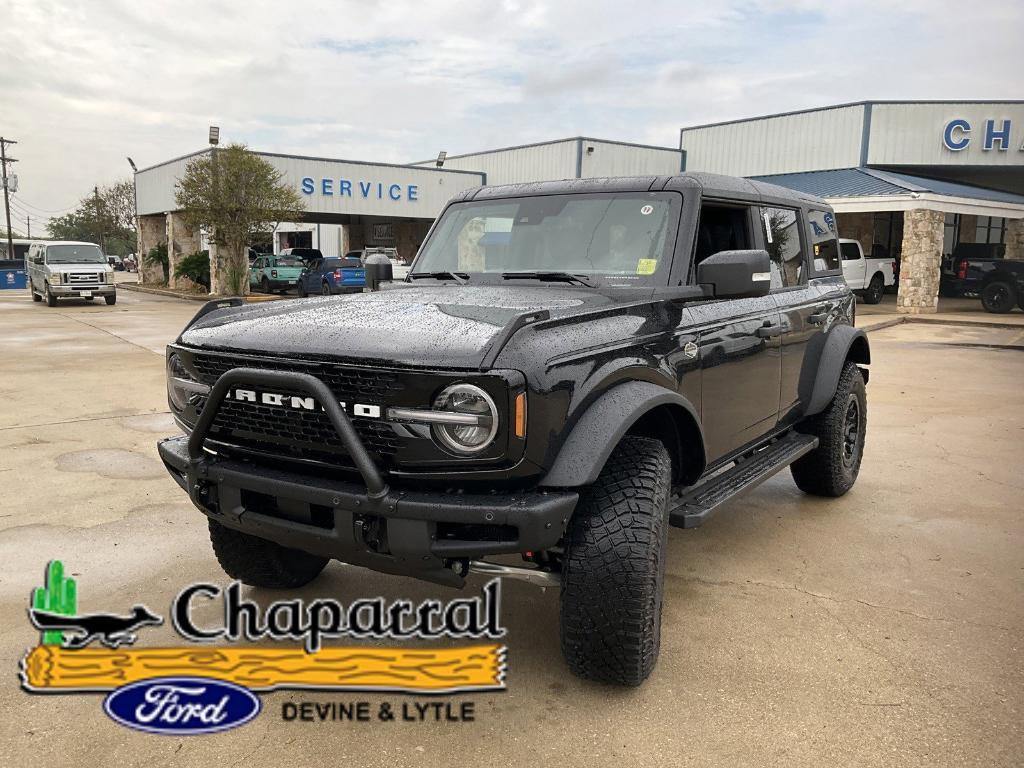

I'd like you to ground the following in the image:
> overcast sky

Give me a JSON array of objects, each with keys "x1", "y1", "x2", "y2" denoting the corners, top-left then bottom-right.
[{"x1": 1, "y1": 0, "x2": 1020, "y2": 233}]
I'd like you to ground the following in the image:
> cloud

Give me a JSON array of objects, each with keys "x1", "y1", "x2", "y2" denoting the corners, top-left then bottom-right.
[{"x1": 1, "y1": 0, "x2": 1019, "y2": 225}]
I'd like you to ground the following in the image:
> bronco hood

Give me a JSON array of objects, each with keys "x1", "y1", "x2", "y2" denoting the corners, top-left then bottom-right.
[{"x1": 177, "y1": 284, "x2": 631, "y2": 369}]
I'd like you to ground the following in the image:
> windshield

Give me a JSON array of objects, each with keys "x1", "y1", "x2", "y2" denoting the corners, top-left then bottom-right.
[
  {"x1": 274, "y1": 256, "x2": 302, "y2": 267},
  {"x1": 414, "y1": 192, "x2": 679, "y2": 286},
  {"x1": 46, "y1": 244, "x2": 104, "y2": 264}
]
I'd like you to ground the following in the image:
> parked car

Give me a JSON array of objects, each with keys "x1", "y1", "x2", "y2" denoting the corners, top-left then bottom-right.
[
  {"x1": 296, "y1": 255, "x2": 365, "y2": 296},
  {"x1": 839, "y1": 238, "x2": 896, "y2": 304},
  {"x1": 948, "y1": 258, "x2": 1024, "y2": 313},
  {"x1": 249, "y1": 254, "x2": 305, "y2": 293},
  {"x1": 159, "y1": 173, "x2": 869, "y2": 687},
  {"x1": 106, "y1": 254, "x2": 124, "y2": 271},
  {"x1": 283, "y1": 247, "x2": 323, "y2": 262},
  {"x1": 27, "y1": 240, "x2": 116, "y2": 306},
  {"x1": 939, "y1": 243, "x2": 1008, "y2": 298}
]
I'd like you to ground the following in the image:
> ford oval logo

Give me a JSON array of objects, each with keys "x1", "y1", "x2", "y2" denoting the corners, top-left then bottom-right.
[{"x1": 103, "y1": 676, "x2": 261, "y2": 735}]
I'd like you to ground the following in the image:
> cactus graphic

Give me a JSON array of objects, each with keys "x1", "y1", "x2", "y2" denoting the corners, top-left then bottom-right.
[{"x1": 31, "y1": 560, "x2": 77, "y2": 645}]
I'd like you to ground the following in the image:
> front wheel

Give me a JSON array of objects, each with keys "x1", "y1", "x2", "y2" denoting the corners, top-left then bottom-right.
[
  {"x1": 981, "y1": 281, "x2": 1016, "y2": 314},
  {"x1": 208, "y1": 520, "x2": 328, "y2": 588},
  {"x1": 863, "y1": 274, "x2": 884, "y2": 304},
  {"x1": 791, "y1": 362, "x2": 866, "y2": 497},
  {"x1": 560, "y1": 435, "x2": 670, "y2": 686},
  {"x1": 104, "y1": 294, "x2": 116, "y2": 305},
  {"x1": 297, "y1": 281, "x2": 307, "y2": 297},
  {"x1": 45, "y1": 286, "x2": 57, "y2": 307},
  {"x1": 321, "y1": 281, "x2": 332, "y2": 296}
]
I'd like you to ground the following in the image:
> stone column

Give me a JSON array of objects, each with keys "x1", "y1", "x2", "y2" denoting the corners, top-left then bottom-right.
[
  {"x1": 1005, "y1": 218, "x2": 1024, "y2": 260},
  {"x1": 137, "y1": 214, "x2": 166, "y2": 284},
  {"x1": 339, "y1": 224, "x2": 351, "y2": 256},
  {"x1": 166, "y1": 212, "x2": 202, "y2": 289},
  {"x1": 896, "y1": 208, "x2": 944, "y2": 314}
]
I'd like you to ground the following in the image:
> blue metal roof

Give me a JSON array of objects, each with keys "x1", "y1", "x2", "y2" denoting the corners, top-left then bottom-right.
[{"x1": 750, "y1": 167, "x2": 1024, "y2": 205}]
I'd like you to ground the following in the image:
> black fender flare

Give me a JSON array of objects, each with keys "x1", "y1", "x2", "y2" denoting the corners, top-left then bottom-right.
[
  {"x1": 805, "y1": 325, "x2": 870, "y2": 416},
  {"x1": 540, "y1": 381, "x2": 705, "y2": 488}
]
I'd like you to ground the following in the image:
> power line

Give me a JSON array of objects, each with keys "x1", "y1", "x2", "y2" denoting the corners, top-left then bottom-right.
[{"x1": 8, "y1": 196, "x2": 78, "y2": 215}]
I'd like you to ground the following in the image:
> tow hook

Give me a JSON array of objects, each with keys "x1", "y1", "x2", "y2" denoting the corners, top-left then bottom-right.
[{"x1": 446, "y1": 558, "x2": 469, "y2": 578}]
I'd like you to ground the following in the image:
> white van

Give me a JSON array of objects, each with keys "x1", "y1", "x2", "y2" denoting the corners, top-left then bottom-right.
[{"x1": 27, "y1": 241, "x2": 116, "y2": 306}]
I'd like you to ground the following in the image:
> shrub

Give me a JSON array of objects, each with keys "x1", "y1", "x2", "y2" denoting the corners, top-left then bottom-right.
[
  {"x1": 174, "y1": 250, "x2": 211, "y2": 290},
  {"x1": 144, "y1": 242, "x2": 169, "y2": 284}
]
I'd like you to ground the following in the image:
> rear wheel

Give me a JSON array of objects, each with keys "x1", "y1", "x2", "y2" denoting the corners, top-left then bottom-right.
[
  {"x1": 791, "y1": 362, "x2": 866, "y2": 497},
  {"x1": 981, "y1": 281, "x2": 1015, "y2": 314},
  {"x1": 560, "y1": 435, "x2": 670, "y2": 686},
  {"x1": 208, "y1": 520, "x2": 328, "y2": 588},
  {"x1": 863, "y1": 274, "x2": 884, "y2": 304},
  {"x1": 30, "y1": 284, "x2": 41, "y2": 302},
  {"x1": 260, "y1": 276, "x2": 271, "y2": 294}
]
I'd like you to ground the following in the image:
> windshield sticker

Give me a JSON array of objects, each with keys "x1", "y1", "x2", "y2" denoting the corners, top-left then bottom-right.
[
  {"x1": 640, "y1": 205, "x2": 654, "y2": 216},
  {"x1": 636, "y1": 258, "x2": 657, "y2": 275}
]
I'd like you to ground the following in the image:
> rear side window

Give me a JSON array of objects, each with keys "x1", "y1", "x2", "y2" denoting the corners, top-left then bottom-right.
[
  {"x1": 808, "y1": 209, "x2": 841, "y2": 272},
  {"x1": 761, "y1": 207, "x2": 804, "y2": 289}
]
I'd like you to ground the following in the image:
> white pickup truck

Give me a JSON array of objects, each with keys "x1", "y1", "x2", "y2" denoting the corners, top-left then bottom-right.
[{"x1": 839, "y1": 238, "x2": 896, "y2": 304}]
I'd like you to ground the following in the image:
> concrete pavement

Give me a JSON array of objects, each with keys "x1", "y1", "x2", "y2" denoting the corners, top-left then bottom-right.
[{"x1": 0, "y1": 287, "x2": 1021, "y2": 767}]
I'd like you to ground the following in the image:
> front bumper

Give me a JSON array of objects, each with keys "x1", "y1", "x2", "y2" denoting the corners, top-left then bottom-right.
[
  {"x1": 159, "y1": 435, "x2": 576, "y2": 586},
  {"x1": 52, "y1": 284, "x2": 115, "y2": 296}
]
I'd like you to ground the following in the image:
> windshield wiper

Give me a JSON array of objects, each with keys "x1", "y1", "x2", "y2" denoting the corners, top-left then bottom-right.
[
  {"x1": 501, "y1": 271, "x2": 595, "y2": 287},
  {"x1": 409, "y1": 271, "x2": 468, "y2": 285}
]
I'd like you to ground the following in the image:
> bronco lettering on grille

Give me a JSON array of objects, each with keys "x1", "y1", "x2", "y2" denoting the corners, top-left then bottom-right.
[{"x1": 230, "y1": 389, "x2": 381, "y2": 418}]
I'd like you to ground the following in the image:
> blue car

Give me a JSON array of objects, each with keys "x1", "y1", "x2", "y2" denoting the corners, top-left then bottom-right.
[{"x1": 296, "y1": 256, "x2": 365, "y2": 297}]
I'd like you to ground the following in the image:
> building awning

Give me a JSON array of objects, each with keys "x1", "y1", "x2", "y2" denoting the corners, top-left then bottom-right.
[{"x1": 750, "y1": 167, "x2": 1024, "y2": 217}]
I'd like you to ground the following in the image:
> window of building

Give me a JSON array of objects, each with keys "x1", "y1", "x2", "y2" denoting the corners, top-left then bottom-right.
[
  {"x1": 806, "y1": 209, "x2": 840, "y2": 273},
  {"x1": 975, "y1": 216, "x2": 1006, "y2": 245},
  {"x1": 761, "y1": 206, "x2": 805, "y2": 288}
]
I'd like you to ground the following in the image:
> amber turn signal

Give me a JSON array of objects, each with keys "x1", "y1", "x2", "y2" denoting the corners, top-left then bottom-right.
[{"x1": 514, "y1": 392, "x2": 527, "y2": 438}]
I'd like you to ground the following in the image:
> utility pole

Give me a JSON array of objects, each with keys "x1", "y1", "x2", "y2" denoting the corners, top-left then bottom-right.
[
  {"x1": 1, "y1": 137, "x2": 17, "y2": 259},
  {"x1": 93, "y1": 185, "x2": 104, "y2": 251}
]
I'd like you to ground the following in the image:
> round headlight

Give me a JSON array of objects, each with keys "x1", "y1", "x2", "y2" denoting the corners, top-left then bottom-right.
[
  {"x1": 166, "y1": 354, "x2": 208, "y2": 411},
  {"x1": 431, "y1": 384, "x2": 499, "y2": 454}
]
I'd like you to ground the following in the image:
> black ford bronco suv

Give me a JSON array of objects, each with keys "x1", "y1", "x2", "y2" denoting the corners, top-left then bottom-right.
[{"x1": 158, "y1": 173, "x2": 869, "y2": 686}]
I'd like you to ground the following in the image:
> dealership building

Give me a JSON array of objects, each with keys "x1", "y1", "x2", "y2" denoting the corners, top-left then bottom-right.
[{"x1": 136, "y1": 100, "x2": 1023, "y2": 312}]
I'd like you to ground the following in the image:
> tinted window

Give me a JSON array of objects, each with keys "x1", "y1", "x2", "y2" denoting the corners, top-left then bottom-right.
[
  {"x1": 274, "y1": 256, "x2": 302, "y2": 267},
  {"x1": 840, "y1": 242, "x2": 862, "y2": 261},
  {"x1": 322, "y1": 259, "x2": 342, "y2": 269},
  {"x1": 694, "y1": 205, "x2": 751, "y2": 270},
  {"x1": 761, "y1": 207, "x2": 804, "y2": 288},
  {"x1": 808, "y1": 209, "x2": 841, "y2": 272}
]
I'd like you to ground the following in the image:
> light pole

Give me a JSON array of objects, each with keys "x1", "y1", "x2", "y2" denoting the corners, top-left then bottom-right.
[
  {"x1": 127, "y1": 157, "x2": 139, "y2": 274},
  {"x1": 208, "y1": 126, "x2": 220, "y2": 295}
]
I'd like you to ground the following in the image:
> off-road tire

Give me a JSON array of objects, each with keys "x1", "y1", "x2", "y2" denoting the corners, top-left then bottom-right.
[
  {"x1": 208, "y1": 519, "x2": 329, "y2": 588},
  {"x1": 45, "y1": 286, "x2": 57, "y2": 307},
  {"x1": 863, "y1": 274, "x2": 884, "y2": 304},
  {"x1": 981, "y1": 281, "x2": 1015, "y2": 314},
  {"x1": 791, "y1": 362, "x2": 866, "y2": 497},
  {"x1": 104, "y1": 294, "x2": 116, "y2": 305},
  {"x1": 560, "y1": 435, "x2": 671, "y2": 686}
]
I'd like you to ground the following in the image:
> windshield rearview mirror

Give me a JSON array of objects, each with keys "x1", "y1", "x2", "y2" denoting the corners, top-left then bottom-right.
[{"x1": 697, "y1": 249, "x2": 771, "y2": 299}]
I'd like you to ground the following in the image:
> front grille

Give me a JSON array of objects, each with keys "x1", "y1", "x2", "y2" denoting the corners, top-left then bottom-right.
[
  {"x1": 67, "y1": 272, "x2": 102, "y2": 286},
  {"x1": 190, "y1": 353, "x2": 406, "y2": 469}
]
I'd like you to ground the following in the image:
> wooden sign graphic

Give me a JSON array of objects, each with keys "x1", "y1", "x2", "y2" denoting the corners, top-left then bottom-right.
[{"x1": 22, "y1": 644, "x2": 506, "y2": 694}]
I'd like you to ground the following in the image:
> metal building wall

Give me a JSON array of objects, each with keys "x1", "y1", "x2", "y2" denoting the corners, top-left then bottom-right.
[
  {"x1": 680, "y1": 104, "x2": 866, "y2": 176},
  {"x1": 421, "y1": 140, "x2": 580, "y2": 185},
  {"x1": 135, "y1": 151, "x2": 483, "y2": 217},
  {"x1": 579, "y1": 140, "x2": 683, "y2": 178},
  {"x1": 867, "y1": 102, "x2": 1024, "y2": 167}
]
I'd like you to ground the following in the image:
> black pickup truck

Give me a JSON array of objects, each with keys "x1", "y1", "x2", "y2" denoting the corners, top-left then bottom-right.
[
  {"x1": 158, "y1": 173, "x2": 870, "y2": 685},
  {"x1": 941, "y1": 247, "x2": 1024, "y2": 313}
]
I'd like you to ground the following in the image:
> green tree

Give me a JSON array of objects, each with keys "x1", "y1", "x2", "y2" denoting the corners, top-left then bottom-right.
[
  {"x1": 175, "y1": 144, "x2": 304, "y2": 295},
  {"x1": 47, "y1": 180, "x2": 136, "y2": 256}
]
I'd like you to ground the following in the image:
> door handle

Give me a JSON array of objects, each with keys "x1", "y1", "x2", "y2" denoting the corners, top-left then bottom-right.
[
  {"x1": 808, "y1": 311, "x2": 829, "y2": 325},
  {"x1": 756, "y1": 321, "x2": 784, "y2": 338}
]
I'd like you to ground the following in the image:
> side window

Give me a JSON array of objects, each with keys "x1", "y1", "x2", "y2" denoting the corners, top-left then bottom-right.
[
  {"x1": 807, "y1": 209, "x2": 840, "y2": 272},
  {"x1": 693, "y1": 204, "x2": 752, "y2": 277},
  {"x1": 840, "y1": 242, "x2": 862, "y2": 261},
  {"x1": 761, "y1": 207, "x2": 804, "y2": 289}
]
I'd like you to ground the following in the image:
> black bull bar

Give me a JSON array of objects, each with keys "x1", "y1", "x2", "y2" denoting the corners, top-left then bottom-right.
[{"x1": 159, "y1": 367, "x2": 578, "y2": 586}]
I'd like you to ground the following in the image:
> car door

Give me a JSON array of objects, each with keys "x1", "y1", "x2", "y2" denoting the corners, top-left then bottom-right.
[
  {"x1": 840, "y1": 241, "x2": 865, "y2": 289},
  {"x1": 304, "y1": 258, "x2": 322, "y2": 292},
  {"x1": 771, "y1": 206, "x2": 844, "y2": 427},
  {"x1": 249, "y1": 257, "x2": 263, "y2": 287},
  {"x1": 690, "y1": 201, "x2": 783, "y2": 463}
]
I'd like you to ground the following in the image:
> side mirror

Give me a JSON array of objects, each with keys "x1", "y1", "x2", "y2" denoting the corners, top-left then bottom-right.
[{"x1": 697, "y1": 249, "x2": 771, "y2": 299}]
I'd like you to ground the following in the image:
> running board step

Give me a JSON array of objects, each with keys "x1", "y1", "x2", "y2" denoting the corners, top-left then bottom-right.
[{"x1": 669, "y1": 432, "x2": 819, "y2": 529}]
